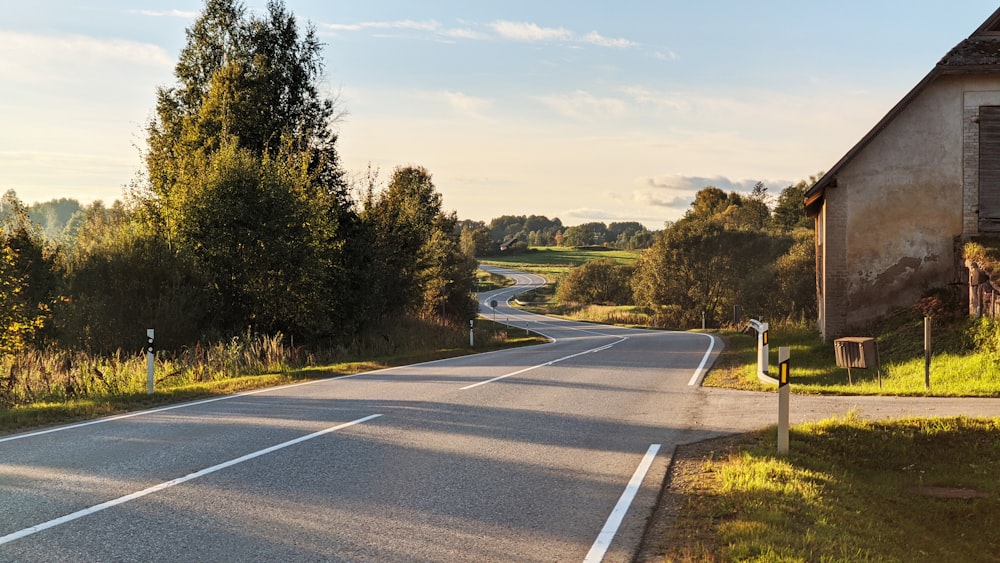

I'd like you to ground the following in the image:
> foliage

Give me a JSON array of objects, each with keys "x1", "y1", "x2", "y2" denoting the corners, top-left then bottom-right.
[
  {"x1": 0, "y1": 192, "x2": 58, "y2": 350},
  {"x1": 22, "y1": 197, "x2": 84, "y2": 241},
  {"x1": 489, "y1": 214, "x2": 564, "y2": 247},
  {"x1": 632, "y1": 181, "x2": 817, "y2": 328},
  {"x1": 171, "y1": 141, "x2": 344, "y2": 339},
  {"x1": 459, "y1": 225, "x2": 494, "y2": 257},
  {"x1": 58, "y1": 219, "x2": 208, "y2": 353},
  {"x1": 771, "y1": 176, "x2": 820, "y2": 233},
  {"x1": 144, "y1": 0, "x2": 344, "y2": 205},
  {"x1": 359, "y1": 165, "x2": 477, "y2": 323},
  {"x1": 556, "y1": 258, "x2": 634, "y2": 305}
]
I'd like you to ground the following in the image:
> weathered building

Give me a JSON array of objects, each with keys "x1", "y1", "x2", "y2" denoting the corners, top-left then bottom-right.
[{"x1": 805, "y1": 7, "x2": 1000, "y2": 340}]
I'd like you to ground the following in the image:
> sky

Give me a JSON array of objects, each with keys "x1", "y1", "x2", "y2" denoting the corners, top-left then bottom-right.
[{"x1": 3, "y1": 1, "x2": 999, "y2": 229}]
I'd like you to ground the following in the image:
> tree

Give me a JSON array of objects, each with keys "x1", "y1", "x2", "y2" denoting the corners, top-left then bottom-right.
[
  {"x1": 557, "y1": 259, "x2": 633, "y2": 305},
  {"x1": 361, "y1": 166, "x2": 475, "y2": 323},
  {"x1": 460, "y1": 226, "x2": 494, "y2": 258},
  {"x1": 59, "y1": 220, "x2": 209, "y2": 353},
  {"x1": 0, "y1": 192, "x2": 57, "y2": 350},
  {"x1": 134, "y1": 0, "x2": 353, "y2": 343},
  {"x1": 633, "y1": 220, "x2": 783, "y2": 326},
  {"x1": 145, "y1": 0, "x2": 344, "y2": 206},
  {"x1": 169, "y1": 141, "x2": 343, "y2": 339},
  {"x1": 772, "y1": 179, "x2": 817, "y2": 233},
  {"x1": 561, "y1": 226, "x2": 592, "y2": 247}
]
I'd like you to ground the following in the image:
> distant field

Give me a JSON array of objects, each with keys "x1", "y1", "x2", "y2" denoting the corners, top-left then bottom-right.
[{"x1": 479, "y1": 246, "x2": 641, "y2": 277}]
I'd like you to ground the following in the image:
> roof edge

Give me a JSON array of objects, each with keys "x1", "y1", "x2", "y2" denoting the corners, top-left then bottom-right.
[{"x1": 804, "y1": 7, "x2": 1000, "y2": 215}]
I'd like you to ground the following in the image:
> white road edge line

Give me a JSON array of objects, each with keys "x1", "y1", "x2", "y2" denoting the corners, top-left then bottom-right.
[
  {"x1": 0, "y1": 414, "x2": 382, "y2": 546},
  {"x1": 584, "y1": 443, "x2": 661, "y2": 563},
  {"x1": 0, "y1": 352, "x2": 461, "y2": 445},
  {"x1": 459, "y1": 337, "x2": 628, "y2": 390},
  {"x1": 687, "y1": 333, "x2": 718, "y2": 386}
]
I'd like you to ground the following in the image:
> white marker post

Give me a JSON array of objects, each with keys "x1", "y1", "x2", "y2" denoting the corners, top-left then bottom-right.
[
  {"x1": 469, "y1": 319, "x2": 475, "y2": 348},
  {"x1": 146, "y1": 328, "x2": 155, "y2": 395},
  {"x1": 777, "y1": 346, "x2": 790, "y2": 455}
]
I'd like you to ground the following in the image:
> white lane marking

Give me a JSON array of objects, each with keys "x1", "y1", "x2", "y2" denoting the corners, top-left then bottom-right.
[
  {"x1": 584, "y1": 444, "x2": 661, "y2": 562},
  {"x1": 0, "y1": 414, "x2": 382, "y2": 546},
  {"x1": 687, "y1": 333, "x2": 718, "y2": 386},
  {"x1": 460, "y1": 337, "x2": 628, "y2": 390},
  {"x1": 0, "y1": 352, "x2": 469, "y2": 445}
]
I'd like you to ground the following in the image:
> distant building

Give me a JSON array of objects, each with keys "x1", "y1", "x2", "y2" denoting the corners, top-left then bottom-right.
[{"x1": 806, "y1": 8, "x2": 1000, "y2": 340}]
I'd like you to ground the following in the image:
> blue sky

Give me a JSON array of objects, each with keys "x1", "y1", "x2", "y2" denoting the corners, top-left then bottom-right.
[{"x1": 3, "y1": 1, "x2": 999, "y2": 228}]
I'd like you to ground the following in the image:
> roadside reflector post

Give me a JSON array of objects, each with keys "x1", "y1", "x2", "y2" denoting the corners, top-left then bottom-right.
[
  {"x1": 759, "y1": 323, "x2": 770, "y2": 377},
  {"x1": 470, "y1": 319, "x2": 475, "y2": 348},
  {"x1": 146, "y1": 328, "x2": 155, "y2": 395},
  {"x1": 777, "y1": 346, "x2": 790, "y2": 455}
]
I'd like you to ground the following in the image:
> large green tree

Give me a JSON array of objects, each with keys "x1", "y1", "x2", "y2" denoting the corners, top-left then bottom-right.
[
  {"x1": 134, "y1": 0, "x2": 353, "y2": 342},
  {"x1": 145, "y1": 0, "x2": 344, "y2": 206},
  {"x1": 360, "y1": 166, "x2": 476, "y2": 323}
]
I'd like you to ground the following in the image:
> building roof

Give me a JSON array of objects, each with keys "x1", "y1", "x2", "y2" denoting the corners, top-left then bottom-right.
[{"x1": 804, "y1": 7, "x2": 1000, "y2": 217}]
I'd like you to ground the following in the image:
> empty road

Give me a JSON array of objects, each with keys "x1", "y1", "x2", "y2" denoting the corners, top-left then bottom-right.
[{"x1": 3, "y1": 267, "x2": 999, "y2": 562}]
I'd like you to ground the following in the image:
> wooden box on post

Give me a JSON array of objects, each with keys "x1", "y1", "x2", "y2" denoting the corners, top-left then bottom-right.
[{"x1": 833, "y1": 336, "x2": 880, "y2": 385}]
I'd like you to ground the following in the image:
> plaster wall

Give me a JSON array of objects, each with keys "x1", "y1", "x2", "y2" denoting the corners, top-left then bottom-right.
[{"x1": 826, "y1": 77, "x2": 967, "y2": 335}]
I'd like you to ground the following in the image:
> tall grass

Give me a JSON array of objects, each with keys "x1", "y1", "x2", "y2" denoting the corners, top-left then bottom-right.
[{"x1": 0, "y1": 317, "x2": 523, "y2": 410}]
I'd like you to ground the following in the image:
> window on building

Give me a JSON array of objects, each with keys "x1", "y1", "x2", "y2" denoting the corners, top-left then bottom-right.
[{"x1": 979, "y1": 106, "x2": 1000, "y2": 231}]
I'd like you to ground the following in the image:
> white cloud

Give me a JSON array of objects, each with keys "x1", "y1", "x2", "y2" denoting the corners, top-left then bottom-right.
[
  {"x1": 326, "y1": 20, "x2": 440, "y2": 32},
  {"x1": 630, "y1": 175, "x2": 794, "y2": 212},
  {"x1": 535, "y1": 90, "x2": 628, "y2": 120},
  {"x1": 129, "y1": 9, "x2": 199, "y2": 19},
  {"x1": 654, "y1": 50, "x2": 679, "y2": 61},
  {"x1": 582, "y1": 31, "x2": 636, "y2": 48},
  {"x1": 490, "y1": 20, "x2": 572, "y2": 42},
  {"x1": 439, "y1": 91, "x2": 493, "y2": 119},
  {"x1": 442, "y1": 28, "x2": 489, "y2": 41},
  {"x1": 324, "y1": 18, "x2": 635, "y2": 49},
  {"x1": 0, "y1": 31, "x2": 173, "y2": 84}
]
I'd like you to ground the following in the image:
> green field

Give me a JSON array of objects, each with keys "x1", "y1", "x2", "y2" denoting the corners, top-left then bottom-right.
[{"x1": 480, "y1": 246, "x2": 640, "y2": 276}]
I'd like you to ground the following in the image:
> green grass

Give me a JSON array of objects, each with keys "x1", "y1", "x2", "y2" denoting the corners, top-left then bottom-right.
[
  {"x1": 658, "y1": 414, "x2": 1000, "y2": 562},
  {"x1": 481, "y1": 246, "x2": 640, "y2": 277},
  {"x1": 705, "y1": 321, "x2": 1000, "y2": 397},
  {"x1": 0, "y1": 320, "x2": 546, "y2": 435}
]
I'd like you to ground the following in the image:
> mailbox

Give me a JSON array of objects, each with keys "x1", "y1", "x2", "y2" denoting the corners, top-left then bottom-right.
[{"x1": 834, "y1": 337, "x2": 877, "y2": 369}]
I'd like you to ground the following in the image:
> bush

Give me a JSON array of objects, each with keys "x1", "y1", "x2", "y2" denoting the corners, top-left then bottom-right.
[{"x1": 556, "y1": 258, "x2": 634, "y2": 305}]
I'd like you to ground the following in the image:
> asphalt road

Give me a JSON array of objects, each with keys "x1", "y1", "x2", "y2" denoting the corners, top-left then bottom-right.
[{"x1": 3, "y1": 266, "x2": 1000, "y2": 562}]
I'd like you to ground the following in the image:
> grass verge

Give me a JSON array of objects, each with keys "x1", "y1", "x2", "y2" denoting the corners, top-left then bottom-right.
[
  {"x1": 649, "y1": 414, "x2": 1000, "y2": 562},
  {"x1": 704, "y1": 321, "x2": 1000, "y2": 397},
  {"x1": 0, "y1": 322, "x2": 545, "y2": 436}
]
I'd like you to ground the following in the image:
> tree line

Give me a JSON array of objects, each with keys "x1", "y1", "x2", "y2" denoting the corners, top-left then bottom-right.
[
  {"x1": 458, "y1": 216, "x2": 655, "y2": 257},
  {"x1": 0, "y1": 0, "x2": 477, "y2": 355}
]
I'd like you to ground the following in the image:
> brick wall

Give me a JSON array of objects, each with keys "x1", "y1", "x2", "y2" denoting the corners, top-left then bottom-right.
[{"x1": 820, "y1": 187, "x2": 848, "y2": 340}]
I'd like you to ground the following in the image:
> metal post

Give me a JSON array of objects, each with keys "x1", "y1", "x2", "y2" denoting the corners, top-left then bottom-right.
[
  {"x1": 469, "y1": 319, "x2": 475, "y2": 347},
  {"x1": 146, "y1": 328, "x2": 155, "y2": 395},
  {"x1": 924, "y1": 316, "x2": 931, "y2": 389},
  {"x1": 701, "y1": 310, "x2": 706, "y2": 330},
  {"x1": 777, "y1": 346, "x2": 790, "y2": 455}
]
